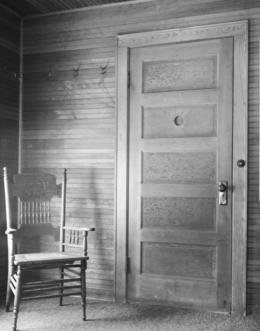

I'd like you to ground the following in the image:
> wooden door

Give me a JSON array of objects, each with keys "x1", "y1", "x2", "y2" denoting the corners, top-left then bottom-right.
[{"x1": 128, "y1": 37, "x2": 233, "y2": 311}]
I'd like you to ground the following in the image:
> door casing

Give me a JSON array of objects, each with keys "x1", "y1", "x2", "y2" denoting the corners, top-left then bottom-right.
[{"x1": 115, "y1": 21, "x2": 248, "y2": 315}]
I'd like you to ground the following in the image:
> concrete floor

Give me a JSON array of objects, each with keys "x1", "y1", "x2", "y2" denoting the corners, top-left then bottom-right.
[{"x1": 1, "y1": 298, "x2": 260, "y2": 331}]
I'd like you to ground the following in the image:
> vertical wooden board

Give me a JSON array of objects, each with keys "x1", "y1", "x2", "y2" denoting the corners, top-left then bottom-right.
[
  {"x1": 18, "y1": 19, "x2": 23, "y2": 173},
  {"x1": 128, "y1": 46, "x2": 143, "y2": 299},
  {"x1": 232, "y1": 30, "x2": 248, "y2": 315},
  {"x1": 115, "y1": 44, "x2": 128, "y2": 301},
  {"x1": 215, "y1": 37, "x2": 233, "y2": 310},
  {"x1": 0, "y1": 6, "x2": 20, "y2": 297}
]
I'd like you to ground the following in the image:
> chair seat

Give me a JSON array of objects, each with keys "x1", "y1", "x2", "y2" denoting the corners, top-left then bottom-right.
[{"x1": 14, "y1": 252, "x2": 89, "y2": 266}]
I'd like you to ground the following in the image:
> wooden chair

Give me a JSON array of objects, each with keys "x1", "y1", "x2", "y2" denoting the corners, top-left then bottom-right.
[{"x1": 3, "y1": 167, "x2": 95, "y2": 331}]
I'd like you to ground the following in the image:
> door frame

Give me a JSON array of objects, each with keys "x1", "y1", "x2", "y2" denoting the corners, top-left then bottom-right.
[{"x1": 115, "y1": 21, "x2": 248, "y2": 315}]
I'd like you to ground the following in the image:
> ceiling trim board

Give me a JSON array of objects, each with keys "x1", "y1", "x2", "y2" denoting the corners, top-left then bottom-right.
[
  {"x1": 0, "y1": 3, "x2": 21, "y2": 18},
  {"x1": 23, "y1": 0, "x2": 153, "y2": 19}
]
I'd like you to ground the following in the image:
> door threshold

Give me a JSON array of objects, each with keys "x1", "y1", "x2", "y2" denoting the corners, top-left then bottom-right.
[{"x1": 126, "y1": 299, "x2": 231, "y2": 315}]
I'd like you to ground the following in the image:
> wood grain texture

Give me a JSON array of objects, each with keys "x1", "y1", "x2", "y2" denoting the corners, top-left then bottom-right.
[
  {"x1": 0, "y1": 6, "x2": 20, "y2": 299},
  {"x1": 231, "y1": 28, "x2": 248, "y2": 316},
  {"x1": 143, "y1": 56, "x2": 217, "y2": 92},
  {"x1": 138, "y1": 275, "x2": 217, "y2": 308},
  {"x1": 0, "y1": 0, "x2": 143, "y2": 17},
  {"x1": 115, "y1": 44, "x2": 128, "y2": 301},
  {"x1": 142, "y1": 242, "x2": 216, "y2": 278},
  {"x1": 142, "y1": 197, "x2": 216, "y2": 230},
  {"x1": 143, "y1": 152, "x2": 216, "y2": 184},
  {"x1": 142, "y1": 105, "x2": 217, "y2": 139},
  {"x1": 21, "y1": 0, "x2": 256, "y2": 309}
]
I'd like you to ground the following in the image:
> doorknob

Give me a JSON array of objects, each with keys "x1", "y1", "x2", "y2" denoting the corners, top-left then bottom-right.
[{"x1": 218, "y1": 181, "x2": 228, "y2": 205}]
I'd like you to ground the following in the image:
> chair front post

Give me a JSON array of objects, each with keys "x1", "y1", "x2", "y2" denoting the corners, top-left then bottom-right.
[
  {"x1": 83, "y1": 231, "x2": 88, "y2": 257},
  {"x1": 3, "y1": 167, "x2": 16, "y2": 311},
  {"x1": 80, "y1": 260, "x2": 87, "y2": 321},
  {"x1": 3, "y1": 167, "x2": 15, "y2": 255},
  {"x1": 59, "y1": 168, "x2": 67, "y2": 306},
  {"x1": 12, "y1": 265, "x2": 22, "y2": 331},
  {"x1": 5, "y1": 228, "x2": 16, "y2": 311},
  {"x1": 60, "y1": 168, "x2": 67, "y2": 252}
]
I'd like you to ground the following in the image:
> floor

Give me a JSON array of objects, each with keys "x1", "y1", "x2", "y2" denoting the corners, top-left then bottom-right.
[{"x1": 1, "y1": 298, "x2": 260, "y2": 331}]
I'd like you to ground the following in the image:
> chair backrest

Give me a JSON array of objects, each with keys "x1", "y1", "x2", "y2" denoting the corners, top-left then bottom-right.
[
  {"x1": 3, "y1": 167, "x2": 62, "y2": 230},
  {"x1": 3, "y1": 167, "x2": 89, "y2": 258},
  {"x1": 3, "y1": 168, "x2": 64, "y2": 258}
]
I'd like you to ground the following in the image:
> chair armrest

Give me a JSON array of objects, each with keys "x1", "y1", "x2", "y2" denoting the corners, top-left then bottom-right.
[
  {"x1": 62, "y1": 226, "x2": 95, "y2": 232},
  {"x1": 61, "y1": 226, "x2": 95, "y2": 256},
  {"x1": 5, "y1": 228, "x2": 17, "y2": 235}
]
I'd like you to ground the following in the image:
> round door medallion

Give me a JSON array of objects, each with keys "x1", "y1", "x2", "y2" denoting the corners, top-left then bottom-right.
[{"x1": 174, "y1": 115, "x2": 184, "y2": 126}]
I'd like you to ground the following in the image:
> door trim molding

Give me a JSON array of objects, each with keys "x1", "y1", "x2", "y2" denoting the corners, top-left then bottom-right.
[{"x1": 116, "y1": 21, "x2": 248, "y2": 315}]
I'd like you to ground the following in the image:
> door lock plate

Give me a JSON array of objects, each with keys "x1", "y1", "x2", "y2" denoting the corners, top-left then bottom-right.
[{"x1": 218, "y1": 181, "x2": 228, "y2": 205}]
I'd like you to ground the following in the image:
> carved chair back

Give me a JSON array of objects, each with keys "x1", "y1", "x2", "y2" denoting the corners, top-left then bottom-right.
[{"x1": 3, "y1": 168, "x2": 88, "y2": 263}]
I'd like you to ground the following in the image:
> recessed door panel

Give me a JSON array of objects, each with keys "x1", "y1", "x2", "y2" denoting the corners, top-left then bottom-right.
[
  {"x1": 142, "y1": 197, "x2": 216, "y2": 230},
  {"x1": 143, "y1": 56, "x2": 218, "y2": 92},
  {"x1": 143, "y1": 152, "x2": 216, "y2": 183},
  {"x1": 142, "y1": 105, "x2": 217, "y2": 138},
  {"x1": 141, "y1": 242, "x2": 216, "y2": 278}
]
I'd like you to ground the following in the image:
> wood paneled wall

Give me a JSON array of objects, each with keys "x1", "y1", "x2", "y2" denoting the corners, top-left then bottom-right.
[
  {"x1": 22, "y1": 0, "x2": 260, "y2": 309},
  {"x1": 0, "y1": 6, "x2": 20, "y2": 297}
]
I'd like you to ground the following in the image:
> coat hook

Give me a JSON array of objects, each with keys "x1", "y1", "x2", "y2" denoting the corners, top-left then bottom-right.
[
  {"x1": 100, "y1": 63, "x2": 108, "y2": 75},
  {"x1": 14, "y1": 72, "x2": 22, "y2": 80},
  {"x1": 73, "y1": 64, "x2": 81, "y2": 77},
  {"x1": 0, "y1": 65, "x2": 20, "y2": 80},
  {"x1": 47, "y1": 69, "x2": 53, "y2": 81}
]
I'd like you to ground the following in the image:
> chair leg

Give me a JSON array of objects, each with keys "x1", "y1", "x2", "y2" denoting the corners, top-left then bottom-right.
[
  {"x1": 59, "y1": 266, "x2": 64, "y2": 306},
  {"x1": 5, "y1": 274, "x2": 13, "y2": 312},
  {"x1": 80, "y1": 260, "x2": 87, "y2": 321},
  {"x1": 12, "y1": 266, "x2": 22, "y2": 331}
]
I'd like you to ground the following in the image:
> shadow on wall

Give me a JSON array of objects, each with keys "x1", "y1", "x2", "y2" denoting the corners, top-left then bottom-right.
[
  {"x1": 87, "y1": 167, "x2": 112, "y2": 299},
  {"x1": 38, "y1": 167, "x2": 113, "y2": 299}
]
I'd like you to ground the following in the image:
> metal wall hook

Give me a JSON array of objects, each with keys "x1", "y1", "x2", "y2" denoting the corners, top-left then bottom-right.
[
  {"x1": 47, "y1": 69, "x2": 53, "y2": 81},
  {"x1": 73, "y1": 64, "x2": 81, "y2": 77}
]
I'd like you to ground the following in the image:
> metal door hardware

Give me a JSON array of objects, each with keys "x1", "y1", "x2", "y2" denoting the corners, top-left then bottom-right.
[
  {"x1": 218, "y1": 181, "x2": 228, "y2": 205},
  {"x1": 237, "y1": 159, "x2": 246, "y2": 168}
]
